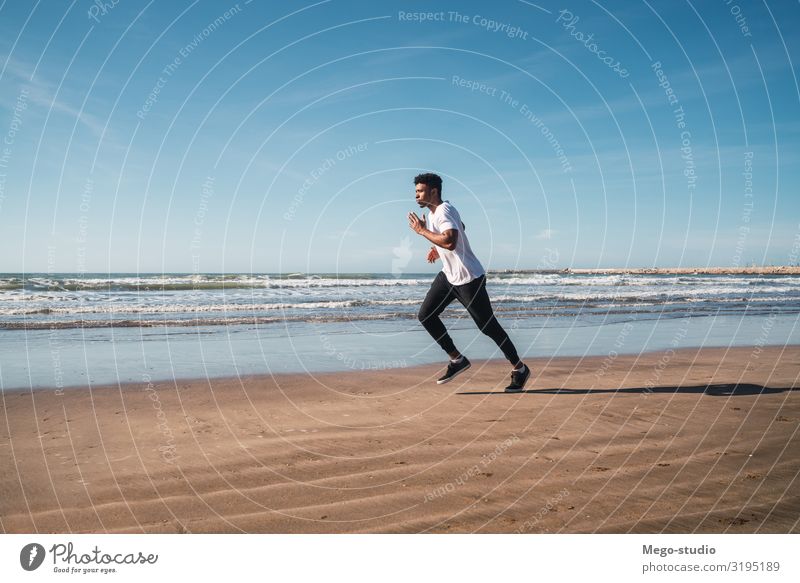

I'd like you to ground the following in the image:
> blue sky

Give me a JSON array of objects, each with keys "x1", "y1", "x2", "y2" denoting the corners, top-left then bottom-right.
[{"x1": 0, "y1": 0, "x2": 798, "y2": 273}]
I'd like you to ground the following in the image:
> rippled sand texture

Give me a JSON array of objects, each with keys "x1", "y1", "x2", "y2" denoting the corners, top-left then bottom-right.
[{"x1": 2, "y1": 346, "x2": 798, "y2": 533}]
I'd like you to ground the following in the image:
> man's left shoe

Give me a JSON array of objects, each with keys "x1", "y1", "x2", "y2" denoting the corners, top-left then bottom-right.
[
  {"x1": 437, "y1": 356, "x2": 471, "y2": 384},
  {"x1": 505, "y1": 364, "x2": 531, "y2": 393}
]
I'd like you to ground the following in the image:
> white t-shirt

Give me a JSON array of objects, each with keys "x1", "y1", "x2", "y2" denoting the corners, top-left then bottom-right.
[{"x1": 427, "y1": 201, "x2": 485, "y2": 285}]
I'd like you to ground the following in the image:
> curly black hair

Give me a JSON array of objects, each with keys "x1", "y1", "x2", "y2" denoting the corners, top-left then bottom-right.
[{"x1": 413, "y1": 173, "x2": 443, "y2": 196}]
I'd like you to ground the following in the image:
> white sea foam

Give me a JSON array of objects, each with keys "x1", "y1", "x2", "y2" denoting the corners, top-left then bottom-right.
[{"x1": 1, "y1": 273, "x2": 797, "y2": 329}]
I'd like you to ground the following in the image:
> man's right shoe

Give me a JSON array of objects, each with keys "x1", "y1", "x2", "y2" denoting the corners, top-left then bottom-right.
[
  {"x1": 437, "y1": 356, "x2": 471, "y2": 384},
  {"x1": 504, "y1": 364, "x2": 531, "y2": 392}
]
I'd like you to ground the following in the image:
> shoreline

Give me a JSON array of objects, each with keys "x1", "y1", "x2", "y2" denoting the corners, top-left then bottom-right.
[
  {"x1": 4, "y1": 343, "x2": 798, "y2": 393},
  {"x1": 1, "y1": 345, "x2": 798, "y2": 533}
]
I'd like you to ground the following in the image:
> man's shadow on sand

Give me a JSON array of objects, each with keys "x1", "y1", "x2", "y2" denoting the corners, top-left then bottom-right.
[{"x1": 457, "y1": 384, "x2": 798, "y2": 396}]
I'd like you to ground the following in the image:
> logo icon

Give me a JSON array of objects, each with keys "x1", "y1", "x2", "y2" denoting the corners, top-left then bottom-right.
[
  {"x1": 20, "y1": 543, "x2": 46, "y2": 571},
  {"x1": 391, "y1": 236, "x2": 413, "y2": 277}
]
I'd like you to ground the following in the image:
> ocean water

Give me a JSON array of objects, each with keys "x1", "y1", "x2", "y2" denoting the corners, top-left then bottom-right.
[{"x1": 1, "y1": 272, "x2": 798, "y2": 390}]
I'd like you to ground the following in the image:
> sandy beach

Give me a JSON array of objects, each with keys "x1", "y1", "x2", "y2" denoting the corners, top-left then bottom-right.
[{"x1": 1, "y1": 345, "x2": 798, "y2": 534}]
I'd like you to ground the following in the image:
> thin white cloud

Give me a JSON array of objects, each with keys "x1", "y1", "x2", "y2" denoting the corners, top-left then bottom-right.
[
  {"x1": 536, "y1": 228, "x2": 556, "y2": 239},
  {"x1": 1, "y1": 55, "x2": 106, "y2": 137},
  {"x1": 328, "y1": 229, "x2": 358, "y2": 239}
]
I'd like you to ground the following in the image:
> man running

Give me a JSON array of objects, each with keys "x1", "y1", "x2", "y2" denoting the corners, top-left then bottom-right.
[{"x1": 407, "y1": 173, "x2": 531, "y2": 392}]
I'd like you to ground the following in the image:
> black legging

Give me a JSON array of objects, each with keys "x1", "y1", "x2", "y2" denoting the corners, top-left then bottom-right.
[{"x1": 418, "y1": 271, "x2": 520, "y2": 365}]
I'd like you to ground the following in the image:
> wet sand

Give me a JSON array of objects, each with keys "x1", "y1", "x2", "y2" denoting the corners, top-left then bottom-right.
[{"x1": 1, "y1": 345, "x2": 798, "y2": 533}]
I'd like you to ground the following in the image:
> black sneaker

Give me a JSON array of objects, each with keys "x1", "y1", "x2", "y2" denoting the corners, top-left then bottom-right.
[
  {"x1": 505, "y1": 364, "x2": 531, "y2": 392},
  {"x1": 437, "y1": 357, "x2": 471, "y2": 384}
]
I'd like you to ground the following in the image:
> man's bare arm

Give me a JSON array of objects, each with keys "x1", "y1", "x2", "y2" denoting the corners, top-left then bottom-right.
[{"x1": 408, "y1": 212, "x2": 458, "y2": 250}]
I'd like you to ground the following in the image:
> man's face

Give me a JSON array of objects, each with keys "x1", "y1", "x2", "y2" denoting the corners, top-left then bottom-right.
[{"x1": 415, "y1": 183, "x2": 438, "y2": 208}]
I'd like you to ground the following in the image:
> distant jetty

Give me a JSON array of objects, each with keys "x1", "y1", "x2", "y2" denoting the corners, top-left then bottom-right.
[{"x1": 489, "y1": 266, "x2": 800, "y2": 275}]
